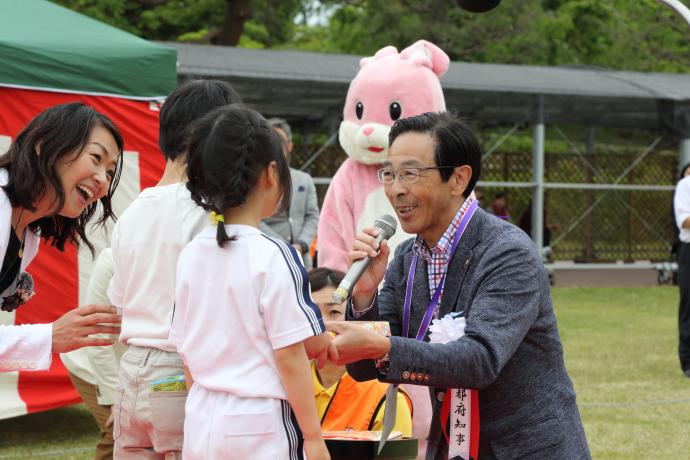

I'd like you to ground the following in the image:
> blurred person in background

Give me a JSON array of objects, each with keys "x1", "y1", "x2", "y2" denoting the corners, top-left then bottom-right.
[
  {"x1": 487, "y1": 190, "x2": 511, "y2": 221},
  {"x1": 673, "y1": 162, "x2": 690, "y2": 377},
  {"x1": 671, "y1": 163, "x2": 690, "y2": 276},
  {"x1": 261, "y1": 118, "x2": 319, "y2": 268}
]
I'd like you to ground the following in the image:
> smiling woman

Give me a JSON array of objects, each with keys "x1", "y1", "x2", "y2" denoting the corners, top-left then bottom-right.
[
  {"x1": 54, "y1": 125, "x2": 120, "y2": 220},
  {"x1": 0, "y1": 103, "x2": 124, "y2": 373},
  {"x1": 0, "y1": 103, "x2": 123, "y2": 253}
]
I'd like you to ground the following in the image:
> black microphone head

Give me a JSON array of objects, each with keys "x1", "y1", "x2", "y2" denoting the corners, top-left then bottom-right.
[
  {"x1": 457, "y1": 0, "x2": 501, "y2": 13},
  {"x1": 374, "y1": 214, "x2": 398, "y2": 240}
]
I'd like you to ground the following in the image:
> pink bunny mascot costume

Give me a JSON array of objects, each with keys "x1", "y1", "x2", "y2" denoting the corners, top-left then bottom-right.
[
  {"x1": 317, "y1": 40, "x2": 450, "y2": 459},
  {"x1": 318, "y1": 40, "x2": 449, "y2": 272}
]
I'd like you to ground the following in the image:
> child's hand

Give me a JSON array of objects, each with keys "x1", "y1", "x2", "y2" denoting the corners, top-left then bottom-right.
[
  {"x1": 304, "y1": 437, "x2": 330, "y2": 460},
  {"x1": 304, "y1": 333, "x2": 338, "y2": 369},
  {"x1": 326, "y1": 321, "x2": 391, "y2": 365}
]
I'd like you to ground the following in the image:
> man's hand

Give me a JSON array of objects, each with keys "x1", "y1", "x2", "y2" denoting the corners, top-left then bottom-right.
[
  {"x1": 292, "y1": 243, "x2": 303, "y2": 255},
  {"x1": 51, "y1": 305, "x2": 121, "y2": 353},
  {"x1": 349, "y1": 227, "x2": 390, "y2": 310},
  {"x1": 304, "y1": 332, "x2": 338, "y2": 368},
  {"x1": 326, "y1": 321, "x2": 391, "y2": 366}
]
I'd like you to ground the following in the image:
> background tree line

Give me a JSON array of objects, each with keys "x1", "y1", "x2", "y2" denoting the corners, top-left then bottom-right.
[
  {"x1": 56, "y1": 0, "x2": 689, "y2": 73},
  {"x1": 52, "y1": 0, "x2": 688, "y2": 262}
]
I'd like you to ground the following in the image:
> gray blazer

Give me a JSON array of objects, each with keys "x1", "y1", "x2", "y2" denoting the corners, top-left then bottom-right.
[
  {"x1": 347, "y1": 208, "x2": 590, "y2": 460},
  {"x1": 261, "y1": 168, "x2": 319, "y2": 264}
]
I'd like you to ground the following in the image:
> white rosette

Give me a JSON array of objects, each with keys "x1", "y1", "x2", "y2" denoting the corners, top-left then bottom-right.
[{"x1": 428, "y1": 313, "x2": 466, "y2": 344}]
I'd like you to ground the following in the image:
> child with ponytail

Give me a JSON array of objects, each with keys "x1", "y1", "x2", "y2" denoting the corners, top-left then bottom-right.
[{"x1": 171, "y1": 105, "x2": 333, "y2": 460}]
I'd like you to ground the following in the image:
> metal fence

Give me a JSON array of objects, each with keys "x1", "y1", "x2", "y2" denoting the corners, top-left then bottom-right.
[{"x1": 291, "y1": 144, "x2": 679, "y2": 262}]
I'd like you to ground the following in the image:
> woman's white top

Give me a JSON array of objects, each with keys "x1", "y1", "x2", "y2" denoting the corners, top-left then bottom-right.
[
  {"x1": 0, "y1": 169, "x2": 50, "y2": 372},
  {"x1": 171, "y1": 224, "x2": 325, "y2": 399}
]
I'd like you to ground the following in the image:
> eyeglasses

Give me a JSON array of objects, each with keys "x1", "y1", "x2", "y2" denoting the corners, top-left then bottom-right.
[{"x1": 376, "y1": 166, "x2": 455, "y2": 184}]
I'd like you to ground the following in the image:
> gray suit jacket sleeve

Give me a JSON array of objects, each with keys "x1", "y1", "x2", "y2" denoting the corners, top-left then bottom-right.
[
  {"x1": 295, "y1": 174, "x2": 319, "y2": 245},
  {"x1": 386, "y1": 237, "x2": 542, "y2": 390}
]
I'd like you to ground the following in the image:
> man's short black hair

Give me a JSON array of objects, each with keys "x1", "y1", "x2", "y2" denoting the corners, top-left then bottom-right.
[
  {"x1": 389, "y1": 112, "x2": 482, "y2": 198},
  {"x1": 159, "y1": 79, "x2": 242, "y2": 161}
]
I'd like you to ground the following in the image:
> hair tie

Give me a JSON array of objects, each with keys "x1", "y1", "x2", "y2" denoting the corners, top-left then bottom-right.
[{"x1": 210, "y1": 211, "x2": 224, "y2": 225}]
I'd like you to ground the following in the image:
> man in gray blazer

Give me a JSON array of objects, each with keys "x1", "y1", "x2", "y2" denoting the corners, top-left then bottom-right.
[
  {"x1": 328, "y1": 112, "x2": 590, "y2": 460},
  {"x1": 261, "y1": 118, "x2": 319, "y2": 268}
]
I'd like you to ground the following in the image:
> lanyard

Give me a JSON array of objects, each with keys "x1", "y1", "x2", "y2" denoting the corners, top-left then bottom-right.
[{"x1": 402, "y1": 200, "x2": 478, "y2": 341}]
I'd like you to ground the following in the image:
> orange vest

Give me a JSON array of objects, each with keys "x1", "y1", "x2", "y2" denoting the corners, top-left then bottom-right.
[{"x1": 321, "y1": 374, "x2": 413, "y2": 431}]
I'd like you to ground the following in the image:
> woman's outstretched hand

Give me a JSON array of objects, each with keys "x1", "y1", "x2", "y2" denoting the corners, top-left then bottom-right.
[{"x1": 51, "y1": 304, "x2": 121, "y2": 353}]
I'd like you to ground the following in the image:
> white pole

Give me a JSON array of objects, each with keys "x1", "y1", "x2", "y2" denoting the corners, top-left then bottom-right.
[
  {"x1": 532, "y1": 98, "x2": 545, "y2": 250},
  {"x1": 656, "y1": 0, "x2": 690, "y2": 28}
]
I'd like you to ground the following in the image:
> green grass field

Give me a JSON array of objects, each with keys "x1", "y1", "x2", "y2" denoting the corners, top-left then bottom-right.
[
  {"x1": 553, "y1": 287, "x2": 690, "y2": 459},
  {"x1": 0, "y1": 287, "x2": 688, "y2": 459}
]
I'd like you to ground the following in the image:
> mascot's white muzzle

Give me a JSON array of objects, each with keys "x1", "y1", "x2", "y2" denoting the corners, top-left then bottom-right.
[{"x1": 339, "y1": 121, "x2": 391, "y2": 165}]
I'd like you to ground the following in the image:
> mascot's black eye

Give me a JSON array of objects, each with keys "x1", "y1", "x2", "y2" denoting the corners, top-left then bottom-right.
[
  {"x1": 389, "y1": 102, "x2": 402, "y2": 120},
  {"x1": 355, "y1": 101, "x2": 364, "y2": 120}
]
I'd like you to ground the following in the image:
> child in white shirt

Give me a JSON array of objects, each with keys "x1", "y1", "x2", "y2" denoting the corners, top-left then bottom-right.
[
  {"x1": 108, "y1": 80, "x2": 243, "y2": 459},
  {"x1": 171, "y1": 105, "x2": 332, "y2": 460}
]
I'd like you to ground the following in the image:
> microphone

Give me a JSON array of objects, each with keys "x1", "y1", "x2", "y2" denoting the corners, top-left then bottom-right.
[{"x1": 332, "y1": 215, "x2": 397, "y2": 304}]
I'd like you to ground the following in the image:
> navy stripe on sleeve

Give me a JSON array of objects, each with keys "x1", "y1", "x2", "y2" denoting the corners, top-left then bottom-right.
[
  {"x1": 261, "y1": 235, "x2": 325, "y2": 335},
  {"x1": 281, "y1": 399, "x2": 304, "y2": 460}
]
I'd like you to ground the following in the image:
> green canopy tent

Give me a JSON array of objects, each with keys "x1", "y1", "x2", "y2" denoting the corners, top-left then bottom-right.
[
  {"x1": 0, "y1": 0, "x2": 175, "y2": 98},
  {"x1": 0, "y1": 0, "x2": 176, "y2": 419}
]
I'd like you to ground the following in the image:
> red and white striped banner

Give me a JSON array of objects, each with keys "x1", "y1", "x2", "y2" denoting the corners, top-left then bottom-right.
[{"x1": 0, "y1": 86, "x2": 164, "y2": 419}]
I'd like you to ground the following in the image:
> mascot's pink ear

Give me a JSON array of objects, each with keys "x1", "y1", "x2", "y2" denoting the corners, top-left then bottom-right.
[
  {"x1": 400, "y1": 40, "x2": 450, "y2": 77},
  {"x1": 360, "y1": 45, "x2": 399, "y2": 68}
]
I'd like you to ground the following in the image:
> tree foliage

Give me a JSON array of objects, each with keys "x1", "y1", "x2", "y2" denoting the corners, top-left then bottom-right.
[
  {"x1": 54, "y1": 0, "x2": 305, "y2": 46},
  {"x1": 308, "y1": 0, "x2": 690, "y2": 73},
  {"x1": 55, "y1": 0, "x2": 690, "y2": 73}
]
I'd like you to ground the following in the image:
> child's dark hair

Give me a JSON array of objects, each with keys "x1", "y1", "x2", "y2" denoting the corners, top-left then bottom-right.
[
  {"x1": 159, "y1": 79, "x2": 242, "y2": 161},
  {"x1": 0, "y1": 102, "x2": 124, "y2": 253},
  {"x1": 308, "y1": 267, "x2": 345, "y2": 292},
  {"x1": 186, "y1": 104, "x2": 291, "y2": 247}
]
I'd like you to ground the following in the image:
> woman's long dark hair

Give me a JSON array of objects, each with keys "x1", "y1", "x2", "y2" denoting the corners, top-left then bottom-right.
[
  {"x1": 186, "y1": 104, "x2": 291, "y2": 248},
  {"x1": 0, "y1": 103, "x2": 124, "y2": 253}
]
